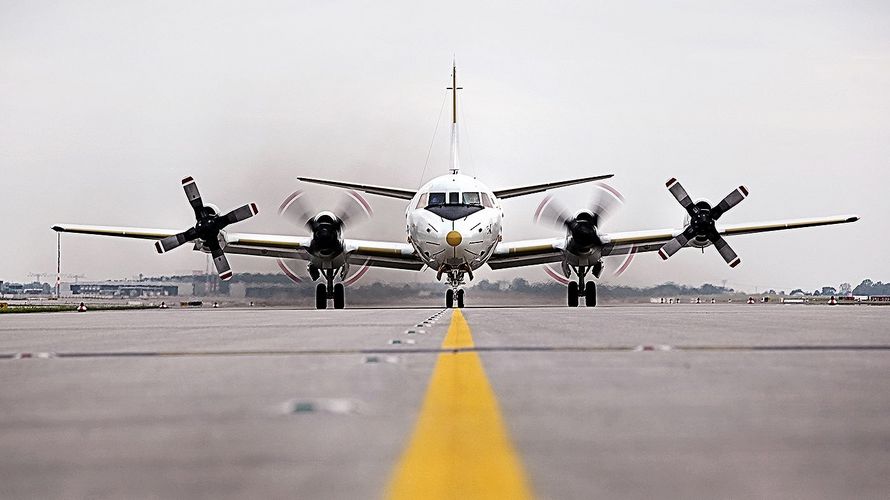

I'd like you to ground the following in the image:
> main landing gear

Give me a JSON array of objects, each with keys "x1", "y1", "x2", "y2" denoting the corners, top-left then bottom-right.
[
  {"x1": 567, "y1": 281, "x2": 596, "y2": 307},
  {"x1": 314, "y1": 267, "x2": 345, "y2": 309},
  {"x1": 445, "y1": 289, "x2": 465, "y2": 308},
  {"x1": 567, "y1": 263, "x2": 601, "y2": 307}
]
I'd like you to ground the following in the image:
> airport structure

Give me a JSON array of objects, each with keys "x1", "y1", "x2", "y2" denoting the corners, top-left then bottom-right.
[{"x1": 69, "y1": 282, "x2": 179, "y2": 298}]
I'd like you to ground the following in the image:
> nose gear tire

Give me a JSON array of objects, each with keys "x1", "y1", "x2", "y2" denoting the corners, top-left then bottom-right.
[{"x1": 567, "y1": 281, "x2": 579, "y2": 307}]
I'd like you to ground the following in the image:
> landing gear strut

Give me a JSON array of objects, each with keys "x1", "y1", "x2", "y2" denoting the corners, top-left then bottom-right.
[{"x1": 315, "y1": 268, "x2": 346, "y2": 309}]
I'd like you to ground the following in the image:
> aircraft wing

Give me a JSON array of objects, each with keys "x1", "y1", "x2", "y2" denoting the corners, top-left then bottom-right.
[
  {"x1": 52, "y1": 224, "x2": 180, "y2": 240},
  {"x1": 345, "y1": 240, "x2": 425, "y2": 270},
  {"x1": 486, "y1": 214, "x2": 858, "y2": 269},
  {"x1": 52, "y1": 224, "x2": 422, "y2": 270},
  {"x1": 297, "y1": 177, "x2": 416, "y2": 200},
  {"x1": 486, "y1": 238, "x2": 565, "y2": 269},
  {"x1": 493, "y1": 174, "x2": 614, "y2": 199},
  {"x1": 600, "y1": 214, "x2": 859, "y2": 256}
]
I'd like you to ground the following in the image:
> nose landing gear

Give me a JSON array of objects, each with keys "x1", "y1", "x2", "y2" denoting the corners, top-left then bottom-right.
[{"x1": 445, "y1": 289, "x2": 465, "y2": 308}]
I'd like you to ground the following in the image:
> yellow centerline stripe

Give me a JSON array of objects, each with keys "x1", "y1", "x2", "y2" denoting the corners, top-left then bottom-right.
[{"x1": 385, "y1": 309, "x2": 533, "y2": 500}]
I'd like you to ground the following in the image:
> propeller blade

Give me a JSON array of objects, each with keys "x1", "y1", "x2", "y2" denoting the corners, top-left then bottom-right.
[
  {"x1": 711, "y1": 234, "x2": 741, "y2": 267},
  {"x1": 221, "y1": 203, "x2": 259, "y2": 227},
  {"x1": 658, "y1": 226, "x2": 696, "y2": 260},
  {"x1": 589, "y1": 182, "x2": 625, "y2": 227},
  {"x1": 206, "y1": 239, "x2": 233, "y2": 280},
  {"x1": 533, "y1": 195, "x2": 573, "y2": 229},
  {"x1": 665, "y1": 178, "x2": 695, "y2": 216},
  {"x1": 710, "y1": 186, "x2": 748, "y2": 220},
  {"x1": 276, "y1": 258, "x2": 304, "y2": 283},
  {"x1": 155, "y1": 228, "x2": 196, "y2": 254},
  {"x1": 182, "y1": 176, "x2": 204, "y2": 218},
  {"x1": 279, "y1": 190, "x2": 314, "y2": 227},
  {"x1": 334, "y1": 190, "x2": 373, "y2": 228}
]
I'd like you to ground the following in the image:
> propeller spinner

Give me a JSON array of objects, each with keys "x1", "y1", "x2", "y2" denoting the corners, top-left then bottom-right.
[
  {"x1": 154, "y1": 177, "x2": 258, "y2": 280},
  {"x1": 657, "y1": 178, "x2": 748, "y2": 267}
]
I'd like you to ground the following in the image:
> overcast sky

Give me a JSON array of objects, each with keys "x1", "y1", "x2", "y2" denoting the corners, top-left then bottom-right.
[{"x1": 1, "y1": 0, "x2": 887, "y2": 292}]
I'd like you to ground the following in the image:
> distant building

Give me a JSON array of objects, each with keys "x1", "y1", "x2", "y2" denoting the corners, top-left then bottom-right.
[
  {"x1": 0, "y1": 282, "x2": 50, "y2": 295},
  {"x1": 71, "y1": 283, "x2": 178, "y2": 297}
]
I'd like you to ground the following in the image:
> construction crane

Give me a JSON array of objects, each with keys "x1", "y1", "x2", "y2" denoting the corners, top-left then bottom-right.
[{"x1": 27, "y1": 272, "x2": 49, "y2": 283}]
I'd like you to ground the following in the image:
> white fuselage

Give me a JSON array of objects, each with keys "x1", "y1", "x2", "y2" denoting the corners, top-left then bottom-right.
[{"x1": 406, "y1": 173, "x2": 503, "y2": 274}]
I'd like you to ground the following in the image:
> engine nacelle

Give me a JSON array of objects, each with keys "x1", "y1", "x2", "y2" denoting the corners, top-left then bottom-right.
[
  {"x1": 308, "y1": 211, "x2": 345, "y2": 257},
  {"x1": 683, "y1": 199, "x2": 714, "y2": 248}
]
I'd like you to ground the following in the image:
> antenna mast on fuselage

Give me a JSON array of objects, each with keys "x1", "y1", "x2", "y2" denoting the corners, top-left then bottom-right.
[{"x1": 446, "y1": 61, "x2": 462, "y2": 175}]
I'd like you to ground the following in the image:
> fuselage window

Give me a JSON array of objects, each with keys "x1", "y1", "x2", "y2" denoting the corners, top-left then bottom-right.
[
  {"x1": 481, "y1": 192, "x2": 494, "y2": 208},
  {"x1": 449, "y1": 192, "x2": 460, "y2": 204},
  {"x1": 428, "y1": 192, "x2": 446, "y2": 206},
  {"x1": 416, "y1": 193, "x2": 429, "y2": 209},
  {"x1": 462, "y1": 192, "x2": 481, "y2": 205}
]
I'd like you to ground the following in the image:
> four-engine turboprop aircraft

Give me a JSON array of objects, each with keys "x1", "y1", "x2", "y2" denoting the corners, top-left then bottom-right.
[{"x1": 53, "y1": 65, "x2": 859, "y2": 309}]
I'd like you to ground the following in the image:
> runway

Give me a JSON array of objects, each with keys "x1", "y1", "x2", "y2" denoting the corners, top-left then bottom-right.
[{"x1": 1, "y1": 305, "x2": 889, "y2": 499}]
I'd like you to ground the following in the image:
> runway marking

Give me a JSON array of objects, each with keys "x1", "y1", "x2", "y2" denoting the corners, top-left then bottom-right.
[
  {"x1": 385, "y1": 309, "x2": 533, "y2": 500},
  {"x1": 3, "y1": 345, "x2": 890, "y2": 360}
]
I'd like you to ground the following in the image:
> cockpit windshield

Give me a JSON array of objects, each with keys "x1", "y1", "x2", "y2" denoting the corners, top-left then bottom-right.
[
  {"x1": 425, "y1": 192, "x2": 482, "y2": 208},
  {"x1": 428, "y1": 192, "x2": 446, "y2": 206},
  {"x1": 422, "y1": 191, "x2": 486, "y2": 220}
]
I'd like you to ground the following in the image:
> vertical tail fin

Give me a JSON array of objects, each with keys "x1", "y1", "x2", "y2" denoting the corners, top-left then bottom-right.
[{"x1": 447, "y1": 60, "x2": 462, "y2": 174}]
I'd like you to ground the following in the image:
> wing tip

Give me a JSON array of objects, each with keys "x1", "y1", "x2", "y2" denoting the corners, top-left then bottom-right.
[
  {"x1": 250, "y1": 203, "x2": 259, "y2": 216},
  {"x1": 51, "y1": 225, "x2": 64, "y2": 232},
  {"x1": 729, "y1": 257, "x2": 741, "y2": 268},
  {"x1": 739, "y1": 185, "x2": 749, "y2": 197},
  {"x1": 846, "y1": 215, "x2": 860, "y2": 223},
  {"x1": 219, "y1": 271, "x2": 233, "y2": 281},
  {"x1": 154, "y1": 241, "x2": 165, "y2": 254},
  {"x1": 658, "y1": 248, "x2": 669, "y2": 260},
  {"x1": 665, "y1": 177, "x2": 677, "y2": 187},
  {"x1": 181, "y1": 176, "x2": 194, "y2": 185}
]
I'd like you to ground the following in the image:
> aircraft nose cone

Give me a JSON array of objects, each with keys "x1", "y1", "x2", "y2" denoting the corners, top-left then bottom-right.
[{"x1": 446, "y1": 230, "x2": 463, "y2": 247}]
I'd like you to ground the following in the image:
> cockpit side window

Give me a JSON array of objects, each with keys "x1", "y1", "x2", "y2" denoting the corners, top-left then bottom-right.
[
  {"x1": 416, "y1": 193, "x2": 429, "y2": 209},
  {"x1": 462, "y1": 192, "x2": 481, "y2": 205},
  {"x1": 449, "y1": 192, "x2": 460, "y2": 204},
  {"x1": 428, "y1": 192, "x2": 446, "y2": 206},
  {"x1": 481, "y1": 193, "x2": 494, "y2": 208}
]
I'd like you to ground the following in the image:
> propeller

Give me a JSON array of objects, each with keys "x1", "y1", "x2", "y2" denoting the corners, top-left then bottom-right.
[
  {"x1": 154, "y1": 177, "x2": 258, "y2": 280},
  {"x1": 657, "y1": 178, "x2": 748, "y2": 267},
  {"x1": 277, "y1": 188, "x2": 373, "y2": 280},
  {"x1": 534, "y1": 182, "x2": 625, "y2": 252},
  {"x1": 279, "y1": 190, "x2": 372, "y2": 230}
]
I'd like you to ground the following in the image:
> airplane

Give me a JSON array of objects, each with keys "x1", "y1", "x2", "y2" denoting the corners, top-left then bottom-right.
[{"x1": 52, "y1": 64, "x2": 859, "y2": 309}]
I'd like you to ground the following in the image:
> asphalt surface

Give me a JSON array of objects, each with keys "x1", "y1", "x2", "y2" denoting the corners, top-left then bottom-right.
[{"x1": 1, "y1": 304, "x2": 889, "y2": 499}]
